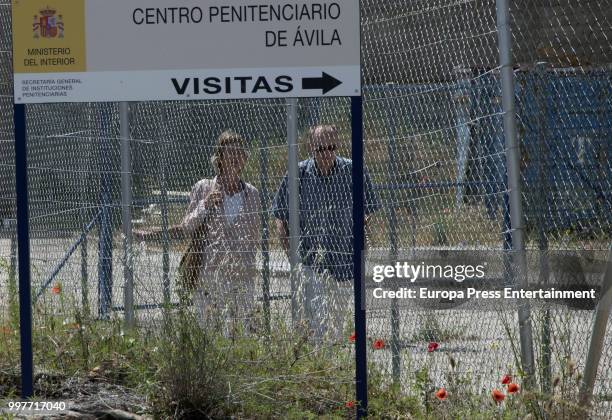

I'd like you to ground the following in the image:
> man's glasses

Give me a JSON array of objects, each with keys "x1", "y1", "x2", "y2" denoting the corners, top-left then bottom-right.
[{"x1": 314, "y1": 144, "x2": 337, "y2": 153}]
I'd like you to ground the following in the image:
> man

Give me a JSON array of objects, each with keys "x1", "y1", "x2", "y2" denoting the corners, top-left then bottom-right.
[{"x1": 272, "y1": 124, "x2": 380, "y2": 341}]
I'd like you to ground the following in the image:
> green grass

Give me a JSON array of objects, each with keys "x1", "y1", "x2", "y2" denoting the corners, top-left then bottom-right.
[{"x1": 0, "y1": 296, "x2": 597, "y2": 419}]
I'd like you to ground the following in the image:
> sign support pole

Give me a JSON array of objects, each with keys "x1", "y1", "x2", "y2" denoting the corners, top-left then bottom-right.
[
  {"x1": 351, "y1": 95, "x2": 367, "y2": 417},
  {"x1": 14, "y1": 103, "x2": 34, "y2": 398}
]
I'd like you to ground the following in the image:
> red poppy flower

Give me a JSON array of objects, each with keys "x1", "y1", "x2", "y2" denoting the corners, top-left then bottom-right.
[
  {"x1": 345, "y1": 400, "x2": 355, "y2": 409},
  {"x1": 349, "y1": 332, "x2": 356, "y2": 343},
  {"x1": 435, "y1": 388, "x2": 448, "y2": 401},
  {"x1": 427, "y1": 342, "x2": 440, "y2": 352},
  {"x1": 51, "y1": 284, "x2": 61, "y2": 295},
  {"x1": 501, "y1": 374, "x2": 512, "y2": 385},
  {"x1": 507, "y1": 383, "x2": 520, "y2": 394},
  {"x1": 492, "y1": 389, "x2": 505, "y2": 403},
  {"x1": 372, "y1": 339, "x2": 385, "y2": 350}
]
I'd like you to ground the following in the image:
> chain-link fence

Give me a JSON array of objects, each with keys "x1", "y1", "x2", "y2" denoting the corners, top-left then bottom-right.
[{"x1": 1, "y1": 0, "x2": 610, "y2": 417}]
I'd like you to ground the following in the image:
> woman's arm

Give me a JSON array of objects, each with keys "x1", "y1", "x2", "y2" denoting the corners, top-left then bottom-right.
[
  {"x1": 133, "y1": 224, "x2": 185, "y2": 242},
  {"x1": 133, "y1": 180, "x2": 213, "y2": 242},
  {"x1": 182, "y1": 179, "x2": 221, "y2": 234}
]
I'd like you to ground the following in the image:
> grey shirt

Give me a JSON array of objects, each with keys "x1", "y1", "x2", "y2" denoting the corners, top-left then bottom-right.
[{"x1": 272, "y1": 156, "x2": 381, "y2": 280}]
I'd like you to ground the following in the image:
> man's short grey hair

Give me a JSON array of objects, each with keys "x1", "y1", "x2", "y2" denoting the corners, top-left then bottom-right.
[{"x1": 308, "y1": 124, "x2": 339, "y2": 145}]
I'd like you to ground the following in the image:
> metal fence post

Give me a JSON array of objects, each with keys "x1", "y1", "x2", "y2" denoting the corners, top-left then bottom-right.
[
  {"x1": 496, "y1": 0, "x2": 536, "y2": 385},
  {"x1": 258, "y1": 132, "x2": 271, "y2": 333},
  {"x1": 98, "y1": 105, "x2": 114, "y2": 320},
  {"x1": 80, "y1": 106, "x2": 93, "y2": 316},
  {"x1": 159, "y1": 107, "x2": 171, "y2": 306},
  {"x1": 120, "y1": 102, "x2": 135, "y2": 328},
  {"x1": 287, "y1": 98, "x2": 299, "y2": 325},
  {"x1": 384, "y1": 88, "x2": 401, "y2": 385}
]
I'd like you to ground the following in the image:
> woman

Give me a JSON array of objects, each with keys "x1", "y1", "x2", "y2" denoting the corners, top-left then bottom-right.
[
  {"x1": 136, "y1": 130, "x2": 261, "y2": 336},
  {"x1": 182, "y1": 130, "x2": 261, "y2": 336}
]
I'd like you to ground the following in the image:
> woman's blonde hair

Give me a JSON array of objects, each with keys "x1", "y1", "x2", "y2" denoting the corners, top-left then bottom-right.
[{"x1": 211, "y1": 130, "x2": 249, "y2": 174}]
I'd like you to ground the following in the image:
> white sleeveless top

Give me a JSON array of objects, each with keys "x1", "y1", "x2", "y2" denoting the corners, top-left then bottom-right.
[{"x1": 223, "y1": 191, "x2": 244, "y2": 223}]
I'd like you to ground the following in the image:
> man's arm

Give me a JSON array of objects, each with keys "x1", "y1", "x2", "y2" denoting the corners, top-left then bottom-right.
[
  {"x1": 276, "y1": 218, "x2": 290, "y2": 255},
  {"x1": 271, "y1": 173, "x2": 291, "y2": 255}
]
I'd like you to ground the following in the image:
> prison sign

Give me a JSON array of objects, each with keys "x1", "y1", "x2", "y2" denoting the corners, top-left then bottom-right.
[{"x1": 11, "y1": 0, "x2": 361, "y2": 103}]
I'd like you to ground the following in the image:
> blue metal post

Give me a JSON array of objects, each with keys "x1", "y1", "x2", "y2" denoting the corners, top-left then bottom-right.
[
  {"x1": 14, "y1": 103, "x2": 33, "y2": 398},
  {"x1": 98, "y1": 105, "x2": 113, "y2": 319},
  {"x1": 352, "y1": 96, "x2": 368, "y2": 417}
]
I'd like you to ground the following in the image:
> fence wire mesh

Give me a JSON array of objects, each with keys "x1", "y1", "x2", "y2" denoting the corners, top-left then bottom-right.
[{"x1": 0, "y1": 0, "x2": 610, "y2": 417}]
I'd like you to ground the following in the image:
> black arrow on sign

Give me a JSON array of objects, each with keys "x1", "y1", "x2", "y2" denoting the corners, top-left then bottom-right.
[{"x1": 302, "y1": 72, "x2": 342, "y2": 94}]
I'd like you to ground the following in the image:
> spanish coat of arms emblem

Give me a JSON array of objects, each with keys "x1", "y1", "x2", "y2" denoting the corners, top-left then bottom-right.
[{"x1": 33, "y1": 6, "x2": 64, "y2": 38}]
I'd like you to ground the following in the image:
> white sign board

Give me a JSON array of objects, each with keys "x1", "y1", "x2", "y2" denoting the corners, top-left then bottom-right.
[{"x1": 12, "y1": 0, "x2": 361, "y2": 103}]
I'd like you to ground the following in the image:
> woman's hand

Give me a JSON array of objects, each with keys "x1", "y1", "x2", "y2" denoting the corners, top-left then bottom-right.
[{"x1": 202, "y1": 189, "x2": 223, "y2": 211}]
